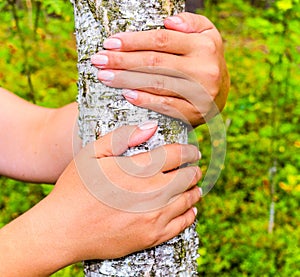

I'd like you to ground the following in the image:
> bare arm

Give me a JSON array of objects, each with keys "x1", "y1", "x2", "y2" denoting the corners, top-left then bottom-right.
[
  {"x1": 0, "y1": 13, "x2": 228, "y2": 183},
  {"x1": 0, "y1": 13, "x2": 229, "y2": 183},
  {"x1": 0, "y1": 88, "x2": 80, "y2": 183},
  {"x1": 0, "y1": 124, "x2": 201, "y2": 276}
]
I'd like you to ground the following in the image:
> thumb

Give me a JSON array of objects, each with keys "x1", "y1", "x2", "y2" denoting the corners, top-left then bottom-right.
[
  {"x1": 92, "y1": 120, "x2": 158, "y2": 158},
  {"x1": 164, "y1": 12, "x2": 214, "y2": 33}
]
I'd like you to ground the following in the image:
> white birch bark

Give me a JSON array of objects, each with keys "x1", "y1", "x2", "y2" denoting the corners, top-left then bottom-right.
[{"x1": 71, "y1": 0, "x2": 199, "y2": 275}]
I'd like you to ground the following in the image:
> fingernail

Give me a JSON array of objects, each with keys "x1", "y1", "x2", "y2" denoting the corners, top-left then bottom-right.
[
  {"x1": 138, "y1": 120, "x2": 158, "y2": 130},
  {"x1": 167, "y1": 16, "x2": 183, "y2": 24},
  {"x1": 192, "y1": 207, "x2": 198, "y2": 216},
  {"x1": 98, "y1": 70, "x2": 114, "y2": 81},
  {"x1": 123, "y1": 89, "x2": 138, "y2": 100},
  {"x1": 198, "y1": 150, "x2": 202, "y2": 160},
  {"x1": 103, "y1": 38, "x2": 122, "y2": 49},
  {"x1": 199, "y1": 187, "x2": 203, "y2": 197},
  {"x1": 91, "y1": 54, "x2": 108, "y2": 66}
]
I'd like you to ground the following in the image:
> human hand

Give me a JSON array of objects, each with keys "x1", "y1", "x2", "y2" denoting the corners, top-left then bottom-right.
[
  {"x1": 91, "y1": 12, "x2": 230, "y2": 126},
  {"x1": 52, "y1": 121, "x2": 201, "y2": 262},
  {"x1": 0, "y1": 122, "x2": 201, "y2": 276},
  {"x1": 0, "y1": 121, "x2": 201, "y2": 276}
]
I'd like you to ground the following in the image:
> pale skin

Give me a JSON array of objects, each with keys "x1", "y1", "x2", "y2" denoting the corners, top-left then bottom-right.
[
  {"x1": 0, "y1": 123, "x2": 202, "y2": 276},
  {"x1": 92, "y1": 12, "x2": 230, "y2": 126},
  {"x1": 0, "y1": 12, "x2": 229, "y2": 276}
]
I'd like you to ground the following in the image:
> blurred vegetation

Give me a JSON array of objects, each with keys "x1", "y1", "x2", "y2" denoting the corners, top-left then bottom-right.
[
  {"x1": 0, "y1": 0, "x2": 299, "y2": 276},
  {"x1": 0, "y1": 0, "x2": 81, "y2": 275},
  {"x1": 196, "y1": 0, "x2": 300, "y2": 276}
]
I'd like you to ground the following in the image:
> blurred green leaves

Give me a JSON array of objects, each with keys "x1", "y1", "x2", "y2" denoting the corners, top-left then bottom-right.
[
  {"x1": 0, "y1": 0, "x2": 299, "y2": 276},
  {"x1": 0, "y1": 0, "x2": 77, "y2": 107},
  {"x1": 196, "y1": 0, "x2": 300, "y2": 275},
  {"x1": 0, "y1": 1, "x2": 79, "y2": 275}
]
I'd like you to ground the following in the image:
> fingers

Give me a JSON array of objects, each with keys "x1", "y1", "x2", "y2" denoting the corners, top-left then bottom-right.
[
  {"x1": 123, "y1": 90, "x2": 200, "y2": 125},
  {"x1": 90, "y1": 123, "x2": 201, "y2": 172},
  {"x1": 164, "y1": 12, "x2": 214, "y2": 33},
  {"x1": 153, "y1": 144, "x2": 200, "y2": 172},
  {"x1": 167, "y1": 185, "x2": 202, "y2": 219},
  {"x1": 100, "y1": 29, "x2": 196, "y2": 54},
  {"x1": 112, "y1": 144, "x2": 201, "y2": 194},
  {"x1": 156, "y1": 165, "x2": 201, "y2": 202},
  {"x1": 159, "y1": 208, "x2": 196, "y2": 244},
  {"x1": 97, "y1": 69, "x2": 212, "y2": 103},
  {"x1": 91, "y1": 122, "x2": 157, "y2": 158},
  {"x1": 127, "y1": 143, "x2": 200, "y2": 175},
  {"x1": 93, "y1": 43, "x2": 220, "y2": 91},
  {"x1": 91, "y1": 50, "x2": 185, "y2": 73},
  {"x1": 96, "y1": 69, "x2": 213, "y2": 122},
  {"x1": 90, "y1": 12, "x2": 228, "y2": 127},
  {"x1": 166, "y1": 166, "x2": 202, "y2": 193},
  {"x1": 97, "y1": 13, "x2": 215, "y2": 55},
  {"x1": 97, "y1": 69, "x2": 192, "y2": 96},
  {"x1": 151, "y1": 185, "x2": 202, "y2": 246}
]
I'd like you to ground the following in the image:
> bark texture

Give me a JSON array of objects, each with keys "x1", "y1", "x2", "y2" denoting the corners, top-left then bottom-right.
[{"x1": 71, "y1": 0, "x2": 199, "y2": 275}]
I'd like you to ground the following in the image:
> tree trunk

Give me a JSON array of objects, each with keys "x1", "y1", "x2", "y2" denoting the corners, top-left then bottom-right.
[{"x1": 71, "y1": 0, "x2": 199, "y2": 275}]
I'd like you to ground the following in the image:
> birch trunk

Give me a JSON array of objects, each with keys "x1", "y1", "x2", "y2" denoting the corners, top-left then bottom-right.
[{"x1": 71, "y1": 0, "x2": 199, "y2": 275}]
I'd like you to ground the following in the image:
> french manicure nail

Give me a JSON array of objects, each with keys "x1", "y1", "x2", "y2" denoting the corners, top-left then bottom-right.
[
  {"x1": 167, "y1": 16, "x2": 183, "y2": 24},
  {"x1": 198, "y1": 150, "x2": 202, "y2": 160},
  {"x1": 199, "y1": 187, "x2": 203, "y2": 197},
  {"x1": 98, "y1": 70, "x2": 114, "y2": 81},
  {"x1": 192, "y1": 207, "x2": 198, "y2": 216},
  {"x1": 91, "y1": 54, "x2": 108, "y2": 66},
  {"x1": 103, "y1": 38, "x2": 122, "y2": 49},
  {"x1": 138, "y1": 120, "x2": 158, "y2": 130},
  {"x1": 123, "y1": 89, "x2": 138, "y2": 100}
]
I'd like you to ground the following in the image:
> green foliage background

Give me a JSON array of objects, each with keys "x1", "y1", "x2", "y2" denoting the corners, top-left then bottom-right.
[{"x1": 0, "y1": 0, "x2": 299, "y2": 276}]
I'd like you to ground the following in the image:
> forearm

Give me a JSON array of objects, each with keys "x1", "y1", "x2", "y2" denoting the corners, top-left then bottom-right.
[
  {"x1": 32, "y1": 102, "x2": 81, "y2": 183},
  {"x1": 0, "y1": 124, "x2": 202, "y2": 276},
  {"x1": 0, "y1": 88, "x2": 81, "y2": 183},
  {"x1": 0, "y1": 197, "x2": 75, "y2": 276}
]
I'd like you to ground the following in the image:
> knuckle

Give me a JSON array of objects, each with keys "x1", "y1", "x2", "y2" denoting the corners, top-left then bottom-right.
[
  {"x1": 179, "y1": 216, "x2": 189, "y2": 231},
  {"x1": 208, "y1": 65, "x2": 221, "y2": 83},
  {"x1": 183, "y1": 190, "x2": 193, "y2": 207},
  {"x1": 112, "y1": 53, "x2": 125, "y2": 68},
  {"x1": 187, "y1": 211, "x2": 195, "y2": 227},
  {"x1": 151, "y1": 77, "x2": 166, "y2": 91},
  {"x1": 187, "y1": 144, "x2": 199, "y2": 158},
  {"x1": 211, "y1": 28, "x2": 223, "y2": 46},
  {"x1": 183, "y1": 166, "x2": 200, "y2": 184},
  {"x1": 185, "y1": 165, "x2": 195, "y2": 177},
  {"x1": 189, "y1": 15, "x2": 198, "y2": 31},
  {"x1": 189, "y1": 187, "x2": 201, "y2": 204},
  {"x1": 153, "y1": 29, "x2": 169, "y2": 49},
  {"x1": 146, "y1": 54, "x2": 163, "y2": 67},
  {"x1": 203, "y1": 35, "x2": 217, "y2": 54},
  {"x1": 194, "y1": 167, "x2": 202, "y2": 182},
  {"x1": 205, "y1": 66, "x2": 221, "y2": 99},
  {"x1": 209, "y1": 87, "x2": 220, "y2": 100},
  {"x1": 190, "y1": 112, "x2": 202, "y2": 126},
  {"x1": 158, "y1": 96, "x2": 173, "y2": 114}
]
